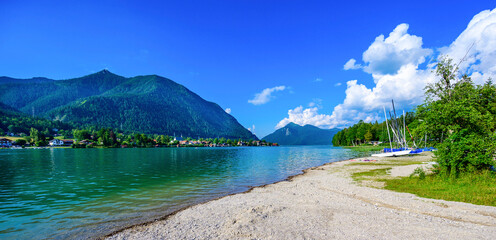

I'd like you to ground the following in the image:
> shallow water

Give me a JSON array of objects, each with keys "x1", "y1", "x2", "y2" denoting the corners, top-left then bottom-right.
[{"x1": 0, "y1": 146, "x2": 366, "y2": 239}]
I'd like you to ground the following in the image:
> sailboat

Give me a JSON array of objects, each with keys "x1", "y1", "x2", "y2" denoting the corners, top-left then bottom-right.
[
  {"x1": 371, "y1": 149, "x2": 411, "y2": 157},
  {"x1": 371, "y1": 100, "x2": 412, "y2": 157}
]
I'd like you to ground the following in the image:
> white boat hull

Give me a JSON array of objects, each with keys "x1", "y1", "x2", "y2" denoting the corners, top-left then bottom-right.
[{"x1": 371, "y1": 150, "x2": 411, "y2": 157}]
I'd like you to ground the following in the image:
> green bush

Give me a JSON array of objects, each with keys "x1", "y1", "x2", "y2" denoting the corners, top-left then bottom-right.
[
  {"x1": 436, "y1": 130, "x2": 495, "y2": 176},
  {"x1": 410, "y1": 167, "x2": 426, "y2": 180}
]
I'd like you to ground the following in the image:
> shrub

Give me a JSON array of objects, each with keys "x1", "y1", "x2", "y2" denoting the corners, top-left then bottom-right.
[
  {"x1": 435, "y1": 130, "x2": 495, "y2": 176},
  {"x1": 410, "y1": 167, "x2": 426, "y2": 180}
]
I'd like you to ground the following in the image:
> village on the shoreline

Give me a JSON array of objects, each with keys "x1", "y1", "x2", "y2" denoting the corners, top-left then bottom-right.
[{"x1": 0, "y1": 131, "x2": 278, "y2": 149}]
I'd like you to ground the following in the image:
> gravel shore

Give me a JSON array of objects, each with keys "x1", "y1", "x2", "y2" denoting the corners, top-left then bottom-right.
[{"x1": 108, "y1": 152, "x2": 496, "y2": 240}]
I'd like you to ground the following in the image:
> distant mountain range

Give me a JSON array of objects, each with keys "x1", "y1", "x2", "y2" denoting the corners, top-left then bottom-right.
[
  {"x1": 0, "y1": 70, "x2": 257, "y2": 139},
  {"x1": 262, "y1": 122, "x2": 339, "y2": 145}
]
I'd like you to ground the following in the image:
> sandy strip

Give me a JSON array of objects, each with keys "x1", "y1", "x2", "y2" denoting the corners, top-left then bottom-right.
[{"x1": 107, "y1": 153, "x2": 496, "y2": 239}]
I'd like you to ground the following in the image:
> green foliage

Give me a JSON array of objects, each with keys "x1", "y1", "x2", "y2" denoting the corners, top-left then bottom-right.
[
  {"x1": 333, "y1": 114, "x2": 415, "y2": 147},
  {"x1": 262, "y1": 122, "x2": 339, "y2": 145},
  {"x1": 14, "y1": 139, "x2": 26, "y2": 146},
  {"x1": 417, "y1": 57, "x2": 496, "y2": 176},
  {"x1": 0, "y1": 102, "x2": 74, "y2": 137},
  {"x1": 385, "y1": 170, "x2": 496, "y2": 206},
  {"x1": 410, "y1": 167, "x2": 426, "y2": 180},
  {"x1": 73, "y1": 129, "x2": 91, "y2": 141},
  {"x1": 435, "y1": 130, "x2": 495, "y2": 176}
]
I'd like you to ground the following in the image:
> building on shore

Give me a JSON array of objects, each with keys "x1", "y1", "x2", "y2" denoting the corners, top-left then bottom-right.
[
  {"x1": 0, "y1": 138, "x2": 13, "y2": 148},
  {"x1": 49, "y1": 139, "x2": 74, "y2": 146}
]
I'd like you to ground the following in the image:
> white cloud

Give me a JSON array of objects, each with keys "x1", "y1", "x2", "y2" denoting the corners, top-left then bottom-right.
[
  {"x1": 308, "y1": 98, "x2": 323, "y2": 108},
  {"x1": 362, "y1": 23, "x2": 432, "y2": 76},
  {"x1": 225, "y1": 108, "x2": 231, "y2": 114},
  {"x1": 314, "y1": 78, "x2": 323, "y2": 82},
  {"x1": 334, "y1": 82, "x2": 342, "y2": 87},
  {"x1": 328, "y1": 8, "x2": 496, "y2": 128},
  {"x1": 328, "y1": 24, "x2": 435, "y2": 127},
  {"x1": 439, "y1": 8, "x2": 496, "y2": 85},
  {"x1": 248, "y1": 86, "x2": 286, "y2": 105},
  {"x1": 276, "y1": 106, "x2": 335, "y2": 129},
  {"x1": 344, "y1": 58, "x2": 361, "y2": 70},
  {"x1": 340, "y1": 65, "x2": 435, "y2": 112}
]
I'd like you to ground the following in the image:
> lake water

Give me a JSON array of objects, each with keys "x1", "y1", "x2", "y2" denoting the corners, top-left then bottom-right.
[{"x1": 0, "y1": 146, "x2": 366, "y2": 239}]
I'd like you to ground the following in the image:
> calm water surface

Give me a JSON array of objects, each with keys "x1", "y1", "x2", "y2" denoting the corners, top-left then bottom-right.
[{"x1": 0, "y1": 146, "x2": 366, "y2": 239}]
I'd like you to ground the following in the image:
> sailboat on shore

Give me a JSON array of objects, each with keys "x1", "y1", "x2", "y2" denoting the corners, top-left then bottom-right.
[{"x1": 371, "y1": 100, "x2": 412, "y2": 157}]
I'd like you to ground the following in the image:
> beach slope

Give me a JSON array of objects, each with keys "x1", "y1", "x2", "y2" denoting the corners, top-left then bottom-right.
[{"x1": 108, "y1": 153, "x2": 496, "y2": 239}]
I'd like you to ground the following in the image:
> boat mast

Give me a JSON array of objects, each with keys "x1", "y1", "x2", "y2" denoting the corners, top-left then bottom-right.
[
  {"x1": 403, "y1": 110, "x2": 407, "y2": 148},
  {"x1": 384, "y1": 106, "x2": 393, "y2": 150},
  {"x1": 388, "y1": 111, "x2": 401, "y2": 148},
  {"x1": 391, "y1": 100, "x2": 404, "y2": 148}
]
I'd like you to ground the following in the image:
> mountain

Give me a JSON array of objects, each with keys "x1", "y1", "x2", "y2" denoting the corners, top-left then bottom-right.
[
  {"x1": 0, "y1": 102, "x2": 23, "y2": 116},
  {"x1": 0, "y1": 102, "x2": 76, "y2": 135},
  {"x1": 0, "y1": 70, "x2": 257, "y2": 139},
  {"x1": 262, "y1": 122, "x2": 339, "y2": 145}
]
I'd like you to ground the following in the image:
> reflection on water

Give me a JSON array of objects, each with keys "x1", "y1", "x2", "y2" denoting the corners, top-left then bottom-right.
[{"x1": 0, "y1": 146, "x2": 365, "y2": 239}]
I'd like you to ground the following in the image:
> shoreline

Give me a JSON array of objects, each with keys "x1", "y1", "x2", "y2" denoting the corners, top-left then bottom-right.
[
  {"x1": 107, "y1": 153, "x2": 496, "y2": 239},
  {"x1": 102, "y1": 156, "x2": 358, "y2": 239}
]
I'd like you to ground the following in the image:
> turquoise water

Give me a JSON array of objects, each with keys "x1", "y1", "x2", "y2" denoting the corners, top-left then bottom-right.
[{"x1": 0, "y1": 146, "x2": 365, "y2": 239}]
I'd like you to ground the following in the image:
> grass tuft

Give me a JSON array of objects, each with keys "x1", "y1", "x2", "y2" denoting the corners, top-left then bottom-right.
[{"x1": 383, "y1": 171, "x2": 496, "y2": 206}]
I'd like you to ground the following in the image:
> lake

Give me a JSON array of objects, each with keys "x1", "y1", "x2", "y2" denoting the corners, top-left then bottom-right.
[{"x1": 0, "y1": 146, "x2": 366, "y2": 239}]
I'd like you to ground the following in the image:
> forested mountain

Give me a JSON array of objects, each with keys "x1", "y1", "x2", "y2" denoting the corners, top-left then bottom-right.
[
  {"x1": 0, "y1": 70, "x2": 256, "y2": 139},
  {"x1": 0, "y1": 102, "x2": 23, "y2": 116},
  {"x1": 0, "y1": 102, "x2": 75, "y2": 136},
  {"x1": 262, "y1": 122, "x2": 339, "y2": 145}
]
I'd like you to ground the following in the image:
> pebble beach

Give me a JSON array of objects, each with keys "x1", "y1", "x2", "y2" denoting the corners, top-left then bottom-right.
[{"x1": 108, "y1": 152, "x2": 496, "y2": 240}]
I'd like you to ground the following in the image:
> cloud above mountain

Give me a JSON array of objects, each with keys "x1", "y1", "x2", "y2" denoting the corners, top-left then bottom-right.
[
  {"x1": 276, "y1": 106, "x2": 333, "y2": 129},
  {"x1": 248, "y1": 86, "x2": 286, "y2": 105}
]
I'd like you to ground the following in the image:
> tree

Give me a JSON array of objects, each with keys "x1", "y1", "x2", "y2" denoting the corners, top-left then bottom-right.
[
  {"x1": 42, "y1": 128, "x2": 50, "y2": 138},
  {"x1": 73, "y1": 129, "x2": 91, "y2": 141},
  {"x1": 8, "y1": 125, "x2": 15, "y2": 134},
  {"x1": 14, "y1": 139, "x2": 26, "y2": 146},
  {"x1": 364, "y1": 130, "x2": 373, "y2": 142},
  {"x1": 30, "y1": 128, "x2": 40, "y2": 143},
  {"x1": 417, "y1": 57, "x2": 496, "y2": 176}
]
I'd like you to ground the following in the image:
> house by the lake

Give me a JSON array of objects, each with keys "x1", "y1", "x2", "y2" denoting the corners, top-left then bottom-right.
[
  {"x1": 49, "y1": 139, "x2": 74, "y2": 146},
  {"x1": 0, "y1": 138, "x2": 13, "y2": 148}
]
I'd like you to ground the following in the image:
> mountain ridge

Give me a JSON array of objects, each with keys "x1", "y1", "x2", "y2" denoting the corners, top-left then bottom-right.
[
  {"x1": 262, "y1": 122, "x2": 339, "y2": 145},
  {"x1": 0, "y1": 70, "x2": 257, "y2": 139}
]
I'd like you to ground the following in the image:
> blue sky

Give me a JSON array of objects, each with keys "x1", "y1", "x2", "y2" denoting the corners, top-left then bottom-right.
[{"x1": 1, "y1": 1, "x2": 495, "y2": 138}]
